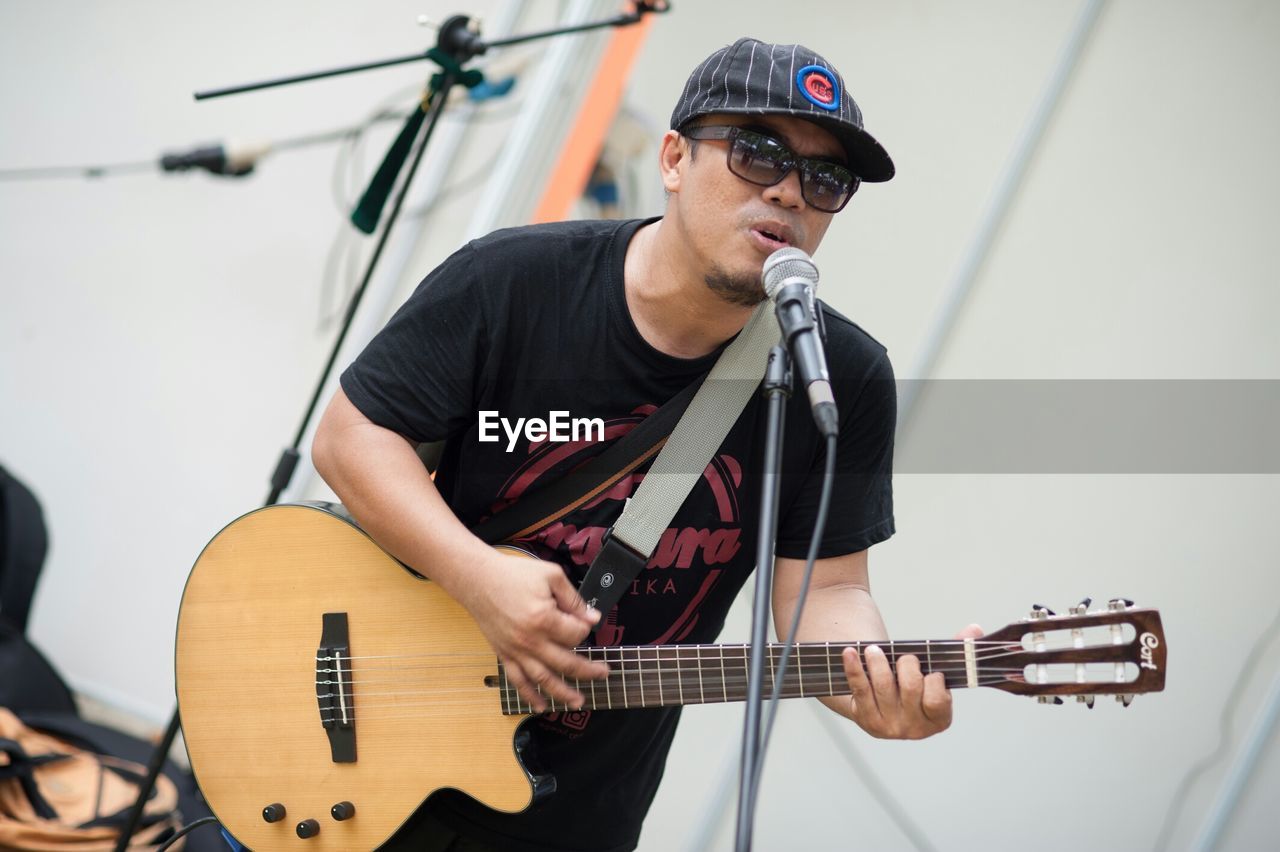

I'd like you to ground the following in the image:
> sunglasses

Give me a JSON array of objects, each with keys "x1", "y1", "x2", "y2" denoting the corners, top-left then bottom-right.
[{"x1": 681, "y1": 124, "x2": 860, "y2": 213}]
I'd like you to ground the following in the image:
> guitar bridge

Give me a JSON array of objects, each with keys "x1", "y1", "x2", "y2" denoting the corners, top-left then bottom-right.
[{"x1": 316, "y1": 612, "x2": 357, "y2": 763}]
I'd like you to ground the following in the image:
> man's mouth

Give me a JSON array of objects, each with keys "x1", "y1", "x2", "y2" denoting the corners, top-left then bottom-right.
[{"x1": 751, "y1": 225, "x2": 793, "y2": 250}]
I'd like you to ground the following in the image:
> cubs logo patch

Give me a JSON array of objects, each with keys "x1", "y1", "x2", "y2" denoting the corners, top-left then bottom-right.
[{"x1": 796, "y1": 64, "x2": 840, "y2": 111}]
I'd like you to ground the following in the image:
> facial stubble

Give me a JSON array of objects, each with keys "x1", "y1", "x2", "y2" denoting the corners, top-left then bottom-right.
[{"x1": 704, "y1": 263, "x2": 766, "y2": 308}]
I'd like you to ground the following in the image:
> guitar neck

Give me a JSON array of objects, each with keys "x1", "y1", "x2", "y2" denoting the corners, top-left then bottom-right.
[{"x1": 498, "y1": 640, "x2": 977, "y2": 715}]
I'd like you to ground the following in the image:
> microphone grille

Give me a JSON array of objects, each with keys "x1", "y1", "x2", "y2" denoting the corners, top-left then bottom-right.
[{"x1": 762, "y1": 247, "x2": 818, "y2": 299}]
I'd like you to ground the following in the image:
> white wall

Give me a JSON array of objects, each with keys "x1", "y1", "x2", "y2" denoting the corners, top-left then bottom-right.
[{"x1": 2, "y1": 2, "x2": 1277, "y2": 851}]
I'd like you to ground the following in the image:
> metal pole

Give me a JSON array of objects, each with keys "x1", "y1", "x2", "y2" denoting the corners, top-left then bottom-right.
[{"x1": 1191, "y1": 668, "x2": 1280, "y2": 852}]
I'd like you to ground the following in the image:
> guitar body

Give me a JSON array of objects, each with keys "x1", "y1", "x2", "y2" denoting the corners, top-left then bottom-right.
[
  {"x1": 177, "y1": 503, "x2": 1167, "y2": 850},
  {"x1": 175, "y1": 504, "x2": 530, "y2": 851}
]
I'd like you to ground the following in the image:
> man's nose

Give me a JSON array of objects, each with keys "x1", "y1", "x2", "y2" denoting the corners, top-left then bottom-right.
[{"x1": 762, "y1": 169, "x2": 805, "y2": 210}]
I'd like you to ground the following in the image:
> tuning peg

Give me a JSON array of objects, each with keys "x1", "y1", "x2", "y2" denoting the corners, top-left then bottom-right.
[
  {"x1": 1037, "y1": 696, "x2": 1064, "y2": 705},
  {"x1": 1070, "y1": 600, "x2": 1090, "y2": 616},
  {"x1": 1108, "y1": 598, "x2": 1135, "y2": 611},
  {"x1": 1077, "y1": 694, "x2": 1096, "y2": 709},
  {"x1": 1031, "y1": 604, "x2": 1055, "y2": 619},
  {"x1": 1117, "y1": 694, "x2": 1135, "y2": 707},
  {"x1": 1078, "y1": 596, "x2": 1093, "y2": 609}
]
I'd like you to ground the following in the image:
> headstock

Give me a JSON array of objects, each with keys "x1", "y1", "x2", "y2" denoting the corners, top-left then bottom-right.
[{"x1": 978, "y1": 598, "x2": 1166, "y2": 706}]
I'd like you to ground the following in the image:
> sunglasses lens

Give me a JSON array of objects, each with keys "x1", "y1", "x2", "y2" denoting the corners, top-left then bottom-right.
[
  {"x1": 719, "y1": 128, "x2": 859, "y2": 212},
  {"x1": 728, "y1": 132, "x2": 792, "y2": 187},
  {"x1": 801, "y1": 162, "x2": 858, "y2": 212}
]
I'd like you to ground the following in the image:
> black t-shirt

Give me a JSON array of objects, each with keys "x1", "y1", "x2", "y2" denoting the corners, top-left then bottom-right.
[{"x1": 341, "y1": 217, "x2": 896, "y2": 852}]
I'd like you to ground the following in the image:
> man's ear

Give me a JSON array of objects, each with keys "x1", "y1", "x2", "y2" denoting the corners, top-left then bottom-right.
[{"x1": 658, "y1": 129, "x2": 687, "y2": 193}]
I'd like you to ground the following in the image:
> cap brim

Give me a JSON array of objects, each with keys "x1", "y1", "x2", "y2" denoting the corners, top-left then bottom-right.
[{"x1": 816, "y1": 118, "x2": 896, "y2": 183}]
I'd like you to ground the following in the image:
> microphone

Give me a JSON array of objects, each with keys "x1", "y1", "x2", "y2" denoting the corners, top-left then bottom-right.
[{"x1": 762, "y1": 247, "x2": 839, "y2": 438}]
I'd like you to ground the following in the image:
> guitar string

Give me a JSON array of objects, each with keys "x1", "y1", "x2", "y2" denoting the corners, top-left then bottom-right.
[
  {"x1": 314, "y1": 666, "x2": 1035, "y2": 698},
  {"x1": 311, "y1": 676, "x2": 1047, "y2": 721},
  {"x1": 319, "y1": 640, "x2": 1029, "y2": 663},
  {"x1": 312, "y1": 673, "x2": 1136, "y2": 710},
  {"x1": 312, "y1": 654, "x2": 1044, "y2": 685},
  {"x1": 313, "y1": 655, "x2": 1060, "y2": 686},
  {"x1": 313, "y1": 675, "x2": 1029, "y2": 717},
  {"x1": 311, "y1": 649, "x2": 1116, "y2": 691},
  {"x1": 314, "y1": 651, "x2": 1019, "y2": 679},
  {"x1": 306, "y1": 648, "x2": 1129, "y2": 705},
  {"x1": 310, "y1": 668, "x2": 1040, "y2": 707},
  {"x1": 314, "y1": 645, "x2": 1051, "y2": 675},
  {"x1": 313, "y1": 644, "x2": 1082, "y2": 680}
]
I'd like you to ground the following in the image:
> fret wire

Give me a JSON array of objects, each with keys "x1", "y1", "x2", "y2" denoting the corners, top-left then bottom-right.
[
  {"x1": 614, "y1": 647, "x2": 624, "y2": 706},
  {"x1": 720, "y1": 647, "x2": 729, "y2": 703},
  {"x1": 676, "y1": 646, "x2": 685, "y2": 705},
  {"x1": 637, "y1": 646, "x2": 646, "y2": 708},
  {"x1": 826, "y1": 642, "x2": 834, "y2": 695},
  {"x1": 698, "y1": 646, "x2": 706, "y2": 704},
  {"x1": 656, "y1": 647, "x2": 665, "y2": 706},
  {"x1": 606, "y1": 648, "x2": 614, "y2": 710}
]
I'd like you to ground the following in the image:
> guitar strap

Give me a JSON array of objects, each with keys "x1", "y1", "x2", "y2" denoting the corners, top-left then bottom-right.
[
  {"x1": 577, "y1": 303, "x2": 779, "y2": 616},
  {"x1": 468, "y1": 373, "x2": 703, "y2": 546},
  {"x1": 472, "y1": 302, "x2": 781, "y2": 621}
]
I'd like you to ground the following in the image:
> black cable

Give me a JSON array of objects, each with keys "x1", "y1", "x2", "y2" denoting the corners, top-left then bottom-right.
[
  {"x1": 0, "y1": 111, "x2": 409, "y2": 185},
  {"x1": 0, "y1": 85, "x2": 524, "y2": 186},
  {"x1": 1150, "y1": 607, "x2": 1280, "y2": 851},
  {"x1": 746, "y1": 431, "x2": 838, "y2": 816},
  {"x1": 317, "y1": 90, "x2": 521, "y2": 331},
  {"x1": 155, "y1": 816, "x2": 221, "y2": 852},
  {"x1": 0, "y1": 160, "x2": 157, "y2": 181}
]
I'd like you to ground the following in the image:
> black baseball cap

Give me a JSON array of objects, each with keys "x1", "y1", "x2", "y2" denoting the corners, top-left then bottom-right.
[{"x1": 670, "y1": 37, "x2": 895, "y2": 182}]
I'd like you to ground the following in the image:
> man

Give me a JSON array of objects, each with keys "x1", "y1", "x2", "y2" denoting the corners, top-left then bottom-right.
[{"x1": 313, "y1": 37, "x2": 980, "y2": 852}]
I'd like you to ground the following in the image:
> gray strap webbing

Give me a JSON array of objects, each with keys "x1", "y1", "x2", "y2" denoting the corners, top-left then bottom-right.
[
  {"x1": 614, "y1": 303, "x2": 779, "y2": 553},
  {"x1": 578, "y1": 301, "x2": 780, "y2": 614}
]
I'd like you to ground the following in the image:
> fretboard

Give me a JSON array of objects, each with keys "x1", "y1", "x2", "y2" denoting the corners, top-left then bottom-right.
[{"x1": 497, "y1": 640, "x2": 977, "y2": 715}]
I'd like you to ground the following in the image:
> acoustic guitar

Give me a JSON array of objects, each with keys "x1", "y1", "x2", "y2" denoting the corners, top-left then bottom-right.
[{"x1": 174, "y1": 503, "x2": 1167, "y2": 850}]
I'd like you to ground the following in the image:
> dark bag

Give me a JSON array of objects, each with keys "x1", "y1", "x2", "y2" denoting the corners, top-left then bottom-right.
[
  {"x1": 0, "y1": 617, "x2": 76, "y2": 716},
  {"x1": 0, "y1": 463, "x2": 48, "y2": 635},
  {"x1": 0, "y1": 707, "x2": 183, "y2": 850}
]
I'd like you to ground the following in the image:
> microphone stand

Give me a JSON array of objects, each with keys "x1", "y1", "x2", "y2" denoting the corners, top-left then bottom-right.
[
  {"x1": 113, "y1": 5, "x2": 670, "y2": 850},
  {"x1": 735, "y1": 343, "x2": 791, "y2": 852}
]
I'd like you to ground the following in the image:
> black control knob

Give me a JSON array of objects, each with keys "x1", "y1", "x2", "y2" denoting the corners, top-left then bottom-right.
[
  {"x1": 296, "y1": 819, "x2": 320, "y2": 839},
  {"x1": 262, "y1": 803, "x2": 286, "y2": 823},
  {"x1": 331, "y1": 801, "x2": 356, "y2": 821}
]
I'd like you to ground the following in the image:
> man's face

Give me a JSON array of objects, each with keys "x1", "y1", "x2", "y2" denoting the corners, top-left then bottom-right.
[{"x1": 663, "y1": 113, "x2": 845, "y2": 307}]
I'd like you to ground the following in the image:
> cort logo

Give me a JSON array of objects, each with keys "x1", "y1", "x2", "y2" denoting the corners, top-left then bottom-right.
[{"x1": 1139, "y1": 632, "x2": 1160, "y2": 671}]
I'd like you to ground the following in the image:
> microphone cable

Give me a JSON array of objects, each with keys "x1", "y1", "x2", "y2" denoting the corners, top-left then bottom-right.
[{"x1": 745, "y1": 431, "x2": 838, "y2": 818}]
